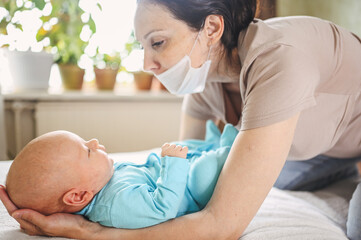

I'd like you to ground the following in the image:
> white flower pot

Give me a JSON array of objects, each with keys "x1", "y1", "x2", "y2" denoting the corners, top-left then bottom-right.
[{"x1": 5, "y1": 50, "x2": 54, "y2": 90}]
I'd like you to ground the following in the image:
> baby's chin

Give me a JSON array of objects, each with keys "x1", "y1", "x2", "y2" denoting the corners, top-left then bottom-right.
[
  {"x1": 109, "y1": 157, "x2": 115, "y2": 171},
  {"x1": 109, "y1": 158, "x2": 115, "y2": 178}
]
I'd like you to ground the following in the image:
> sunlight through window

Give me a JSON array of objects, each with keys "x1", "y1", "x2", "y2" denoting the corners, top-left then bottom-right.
[{"x1": 0, "y1": 0, "x2": 138, "y2": 91}]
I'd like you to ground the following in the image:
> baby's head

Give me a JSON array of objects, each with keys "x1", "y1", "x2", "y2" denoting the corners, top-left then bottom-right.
[{"x1": 6, "y1": 131, "x2": 114, "y2": 215}]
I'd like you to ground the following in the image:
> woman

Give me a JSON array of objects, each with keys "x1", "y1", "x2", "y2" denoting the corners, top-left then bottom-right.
[{"x1": 1, "y1": 0, "x2": 361, "y2": 239}]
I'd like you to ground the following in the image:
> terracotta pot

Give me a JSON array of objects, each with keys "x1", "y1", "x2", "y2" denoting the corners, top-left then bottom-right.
[
  {"x1": 58, "y1": 64, "x2": 85, "y2": 90},
  {"x1": 132, "y1": 71, "x2": 153, "y2": 90},
  {"x1": 94, "y1": 67, "x2": 119, "y2": 90}
]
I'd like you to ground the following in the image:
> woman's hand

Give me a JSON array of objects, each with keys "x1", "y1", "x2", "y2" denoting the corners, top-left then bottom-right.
[
  {"x1": 14, "y1": 210, "x2": 97, "y2": 238},
  {"x1": 0, "y1": 185, "x2": 17, "y2": 216},
  {"x1": 0, "y1": 185, "x2": 98, "y2": 238}
]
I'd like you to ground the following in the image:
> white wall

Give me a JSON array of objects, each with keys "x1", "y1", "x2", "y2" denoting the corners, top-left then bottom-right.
[{"x1": 0, "y1": 86, "x2": 8, "y2": 160}]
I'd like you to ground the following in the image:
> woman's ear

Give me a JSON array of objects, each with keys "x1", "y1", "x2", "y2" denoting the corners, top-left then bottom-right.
[
  {"x1": 204, "y1": 14, "x2": 224, "y2": 46},
  {"x1": 62, "y1": 188, "x2": 94, "y2": 207}
]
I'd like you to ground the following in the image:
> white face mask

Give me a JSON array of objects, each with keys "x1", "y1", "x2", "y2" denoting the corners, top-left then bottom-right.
[{"x1": 155, "y1": 32, "x2": 212, "y2": 95}]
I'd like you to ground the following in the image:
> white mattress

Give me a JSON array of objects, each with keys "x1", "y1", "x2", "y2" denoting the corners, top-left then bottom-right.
[{"x1": 0, "y1": 149, "x2": 356, "y2": 240}]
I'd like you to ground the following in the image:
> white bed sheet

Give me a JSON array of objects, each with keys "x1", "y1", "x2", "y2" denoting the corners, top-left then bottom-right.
[{"x1": 0, "y1": 149, "x2": 356, "y2": 240}]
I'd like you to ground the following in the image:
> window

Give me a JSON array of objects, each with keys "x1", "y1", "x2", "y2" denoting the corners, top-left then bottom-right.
[{"x1": 0, "y1": 0, "x2": 138, "y2": 91}]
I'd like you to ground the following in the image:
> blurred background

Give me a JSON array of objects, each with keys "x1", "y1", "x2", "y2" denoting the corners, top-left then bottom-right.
[
  {"x1": 0, "y1": 0, "x2": 140, "y2": 91},
  {"x1": 0, "y1": 0, "x2": 360, "y2": 160},
  {"x1": 258, "y1": 0, "x2": 361, "y2": 36}
]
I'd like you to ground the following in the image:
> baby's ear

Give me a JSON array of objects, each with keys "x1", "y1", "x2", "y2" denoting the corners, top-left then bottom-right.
[{"x1": 63, "y1": 188, "x2": 94, "y2": 207}]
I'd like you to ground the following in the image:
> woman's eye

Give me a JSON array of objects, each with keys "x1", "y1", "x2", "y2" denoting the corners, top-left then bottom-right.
[{"x1": 152, "y1": 40, "x2": 164, "y2": 48}]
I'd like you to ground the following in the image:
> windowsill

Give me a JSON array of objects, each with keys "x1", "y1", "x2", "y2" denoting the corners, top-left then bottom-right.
[{"x1": 2, "y1": 83, "x2": 182, "y2": 102}]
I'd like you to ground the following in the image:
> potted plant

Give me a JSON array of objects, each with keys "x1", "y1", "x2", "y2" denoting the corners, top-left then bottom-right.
[
  {"x1": 36, "y1": 0, "x2": 99, "y2": 90},
  {"x1": 0, "y1": 0, "x2": 54, "y2": 91},
  {"x1": 92, "y1": 49, "x2": 122, "y2": 90},
  {"x1": 151, "y1": 76, "x2": 168, "y2": 91},
  {"x1": 123, "y1": 31, "x2": 154, "y2": 91}
]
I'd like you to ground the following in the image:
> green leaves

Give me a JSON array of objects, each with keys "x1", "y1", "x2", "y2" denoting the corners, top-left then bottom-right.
[
  {"x1": 0, "y1": 19, "x2": 9, "y2": 35},
  {"x1": 0, "y1": 0, "x2": 44, "y2": 36},
  {"x1": 1, "y1": 0, "x2": 104, "y2": 65},
  {"x1": 5, "y1": 1, "x2": 18, "y2": 17},
  {"x1": 92, "y1": 46, "x2": 122, "y2": 69},
  {"x1": 13, "y1": 23, "x2": 23, "y2": 31},
  {"x1": 34, "y1": 0, "x2": 99, "y2": 64},
  {"x1": 96, "y1": 3, "x2": 102, "y2": 11},
  {"x1": 125, "y1": 30, "x2": 142, "y2": 56},
  {"x1": 32, "y1": 0, "x2": 46, "y2": 10},
  {"x1": 88, "y1": 15, "x2": 96, "y2": 33}
]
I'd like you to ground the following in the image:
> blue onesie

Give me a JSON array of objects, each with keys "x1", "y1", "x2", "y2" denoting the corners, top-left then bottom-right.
[{"x1": 76, "y1": 121, "x2": 238, "y2": 229}]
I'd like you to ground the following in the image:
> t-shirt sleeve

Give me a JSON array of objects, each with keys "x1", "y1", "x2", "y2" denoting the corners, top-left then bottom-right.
[
  {"x1": 182, "y1": 92, "x2": 215, "y2": 120},
  {"x1": 240, "y1": 44, "x2": 318, "y2": 130}
]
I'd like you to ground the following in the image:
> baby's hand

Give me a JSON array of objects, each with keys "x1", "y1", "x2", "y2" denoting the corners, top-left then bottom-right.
[{"x1": 161, "y1": 143, "x2": 188, "y2": 159}]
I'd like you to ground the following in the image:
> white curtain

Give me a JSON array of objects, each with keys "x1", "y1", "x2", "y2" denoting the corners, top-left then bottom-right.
[{"x1": 0, "y1": 86, "x2": 7, "y2": 160}]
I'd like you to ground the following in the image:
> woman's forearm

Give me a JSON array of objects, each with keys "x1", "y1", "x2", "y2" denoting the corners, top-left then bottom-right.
[
  {"x1": 89, "y1": 210, "x2": 215, "y2": 240},
  {"x1": 205, "y1": 114, "x2": 300, "y2": 238},
  {"x1": 87, "y1": 115, "x2": 300, "y2": 240}
]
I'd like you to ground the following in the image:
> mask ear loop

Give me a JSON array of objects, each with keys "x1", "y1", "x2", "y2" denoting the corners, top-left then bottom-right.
[
  {"x1": 188, "y1": 31, "x2": 202, "y2": 57},
  {"x1": 206, "y1": 44, "x2": 213, "y2": 60}
]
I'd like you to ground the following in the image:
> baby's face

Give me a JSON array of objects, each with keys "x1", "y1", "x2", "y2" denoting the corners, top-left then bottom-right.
[{"x1": 66, "y1": 133, "x2": 115, "y2": 192}]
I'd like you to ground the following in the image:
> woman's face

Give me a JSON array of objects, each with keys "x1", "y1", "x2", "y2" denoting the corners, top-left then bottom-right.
[{"x1": 134, "y1": 1, "x2": 211, "y2": 75}]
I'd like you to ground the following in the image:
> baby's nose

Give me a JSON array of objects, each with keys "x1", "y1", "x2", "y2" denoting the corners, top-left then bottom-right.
[
  {"x1": 88, "y1": 138, "x2": 99, "y2": 148},
  {"x1": 98, "y1": 144, "x2": 106, "y2": 151}
]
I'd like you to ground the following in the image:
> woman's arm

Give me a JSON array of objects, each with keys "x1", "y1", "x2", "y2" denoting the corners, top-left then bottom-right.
[
  {"x1": 3, "y1": 113, "x2": 300, "y2": 239},
  {"x1": 96, "y1": 112, "x2": 300, "y2": 239},
  {"x1": 207, "y1": 113, "x2": 300, "y2": 238}
]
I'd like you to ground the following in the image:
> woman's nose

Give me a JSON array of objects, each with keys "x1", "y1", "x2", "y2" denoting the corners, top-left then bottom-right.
[{"x1": 143, "y1": 51, "x2": 160, "y2": 72}]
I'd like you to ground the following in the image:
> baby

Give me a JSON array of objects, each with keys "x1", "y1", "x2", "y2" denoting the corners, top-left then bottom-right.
[{"x1": 6, "y1": 120, "x2": 238, "y2": 229}]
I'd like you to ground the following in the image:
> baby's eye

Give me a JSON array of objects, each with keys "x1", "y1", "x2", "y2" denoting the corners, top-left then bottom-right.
[{"x1": 88, "y1": 148, "x2": 91, "y2": 157}]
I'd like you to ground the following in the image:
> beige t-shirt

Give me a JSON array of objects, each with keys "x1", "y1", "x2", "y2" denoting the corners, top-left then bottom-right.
[{"x1": 183, "y1": 16, "x2": 361, "y2": 160}]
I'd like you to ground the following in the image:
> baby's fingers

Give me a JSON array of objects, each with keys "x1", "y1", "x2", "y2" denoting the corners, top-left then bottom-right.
[
  {"x1": 162, "y1": 143, "x2": 170, "y2": 148},
  {"x1": 161, "y1": 143, "x2": 170, "y2": 157}
]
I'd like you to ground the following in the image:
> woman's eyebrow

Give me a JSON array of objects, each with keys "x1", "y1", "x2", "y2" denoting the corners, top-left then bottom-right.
[{"x1": 143, "y1": 29, "x2": 163, "y2": 40}]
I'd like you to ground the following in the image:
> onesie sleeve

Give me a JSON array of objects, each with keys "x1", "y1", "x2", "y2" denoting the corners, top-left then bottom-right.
[
  {"x1": 240, "y1": 44, "x2": 318, "y2": 130},
  {"x1": 109, "y1": 156, "x2": 190, "y2": 229}
]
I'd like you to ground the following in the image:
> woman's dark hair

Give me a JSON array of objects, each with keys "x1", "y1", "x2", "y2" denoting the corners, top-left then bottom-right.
[{"x1": 141, "y1": 0, "x2": 258, "y2": 61}]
